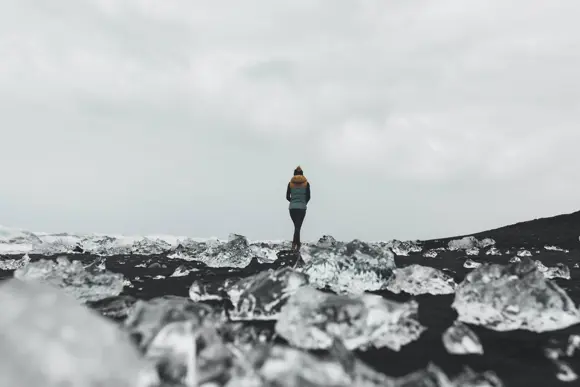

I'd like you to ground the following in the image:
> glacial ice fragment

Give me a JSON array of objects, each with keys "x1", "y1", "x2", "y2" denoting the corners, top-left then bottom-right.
[
  {"x1": 13, "y1": 256, "x2": 125, "y2": 302},
  {"x1": 226, "y1": 267, "x2": 309, "y2": 320},
  {"x1": 275, "y1": 286, "x2": 424, "y2": 351},
  {"x1": 452, "y1": 257, "x2": 580, "y2": 332},
  {"x1": 534, "y1": 260, "x2": 571, "y2": 280},
  {"x1": 0, "y1": 279, "x2": 155, "y2": 387},
  {"x1": 442, "y1": 321, "x2": 483, "y2": 355},
  {"x1": 385, "y1": 264, "x2": 456, "y2": 295},
  {"x1": 301, "y1": 239, "x2": 396, "y2": 294},
  {"x1": 448, "y1": 237, "x2": 495, "y2": 251},
  {"x1": 0, "y1": 253, "x2": 30, "y2": 270},
  {"x1": 463, "y1": 259, "x2": 482, "y2": 269}
]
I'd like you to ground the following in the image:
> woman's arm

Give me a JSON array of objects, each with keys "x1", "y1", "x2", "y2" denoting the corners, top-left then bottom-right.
[
  {"x1": 286, "y1": 183, "x2": 291, "y2": 202},
  {"x1": 306, "y1": 182, "x2": 311, "y2": 203}
]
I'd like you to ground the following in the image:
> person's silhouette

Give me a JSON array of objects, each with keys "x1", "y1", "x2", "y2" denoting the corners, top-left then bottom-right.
[{"x1": 286, "y1": 166, "x2": 311, "y2": 251}]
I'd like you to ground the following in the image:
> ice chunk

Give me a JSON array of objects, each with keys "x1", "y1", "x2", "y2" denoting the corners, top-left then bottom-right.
[
  {"x1": 275, "y1": 286, "x2": 424, "y2": 351},
  {"x1": 517, "y1": 249, "x2": 532, "y2": 257},
  {"x1": 509, "y1": 256, "x2": 521, "y2": 263},
  {"x1": 0, "y1": 279, "x2": 156, "y2": 387},
  {"x1": 80, "y1": 235, "x2": 133, "y2": 256},
  {"x1": 452, "y1": 257, "x2": 580, "y2": 332},
  {"x1": 301, "y1": 239, "x2": 396, "y2": 294},
  {"x1": 189, "y1": 277, "x2": 240, "y2": 302},
  {"x1": 545, "y1": 245, "x2": 570, "y2": 253},
  {"x1": 385, "y1": 264, "x2": 456, "y2": 295},
  {"x1": 442, "y1": 321, "x2": 483, "y2": 355},
  {"x1": 124, "y1": 296, "x2": 218, "y2": 349},
  {"x1": 170, "y1": 265, "x2": 192, "y2": 277},
  {"x1": 13, "y1": 256, "x2": 125, "y2": 302},
  {"x1": 534, "y1": 260, "x2": 571, "y2": 280},
  {"x1": 317, "y1": 234, "x2": 338, "y2": 248},
  {"x1": 567, "y1": 334, "x2": 580, "y2": 357},
  {"x1": 0, "y1": 253, "x2": 31, "y2": 270},
  {"x1": 0, "y1": 225, "x2": 42, "y2": 254},
  {"x1": 384, "y1": 239, "x2": 422, "y2": 256},
  {"x1": 486, "y1": 247, "x2": 502, "y2": 256},
  {"x1": 555, "y1": 361, "x2": 578, "y2": 382},
  {"x1": 466, "y1": 247, "x2": 480, "y2": 256},
  {"x1": 448, "y1": 236, "x2": 494, "y2": 251},
  {"x1": 464, "y1": 259, "x2": 482, "y2": 269},
  {"x1": 226, "y1": 267, "x2": 309, "y2": 320},
  {"x1": 423, "y1": 249, "x2": 439, "y2": 258},
  {"x1": 131, "y1": 237, "x2": 171, "y2": 255}
]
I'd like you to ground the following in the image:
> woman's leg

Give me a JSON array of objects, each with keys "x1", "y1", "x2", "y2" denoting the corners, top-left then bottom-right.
[{"x1": 292, "y1": 209, "x2": 306, "y2": 249}]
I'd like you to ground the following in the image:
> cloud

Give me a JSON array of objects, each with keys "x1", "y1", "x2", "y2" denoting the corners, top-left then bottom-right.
[{"x1": 0, "y1": 0, "x2": 579, "y2": 240}]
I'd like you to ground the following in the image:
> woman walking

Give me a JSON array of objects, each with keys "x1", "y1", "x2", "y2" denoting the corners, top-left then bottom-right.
[{"x1": 286, "y1": 166, "x2": 311, "y2": 251}]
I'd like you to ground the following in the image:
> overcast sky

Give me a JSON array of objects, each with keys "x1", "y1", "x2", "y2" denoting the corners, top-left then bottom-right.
[{"x1": 1, "y1": 0, "x2": 580, "y2": 242}]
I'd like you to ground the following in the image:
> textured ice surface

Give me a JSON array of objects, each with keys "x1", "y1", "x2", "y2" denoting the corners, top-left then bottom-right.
[
  {"x1": 275, "y1": 286, "x2": 424, "y2": 351},
  {"x1": 13, "y1": 256, "x2": 125, "y2": 302},
  {"x1": 0, "y1": 279, "x2": 154, "y2": 387},
  {"x1": 517, "y1": 249, "x2": 532, "y2": 257},
  {"x1": 226, "y1": 267, "x2": 309, "y2": 320},
  {"x1": 448, "y1": 236, "x2": 495, "y2": 251},
  {"x1": 301, "y1": 239, "x2": 396, "y2": 294},
  {"x1": 442, "y1": 321, "x2": 483, "y2": 355},
  {"x1": 124, "y1": 296, "x2": 219, "y2": 349},
  {"x1": 0, "y1": 253, "x2": 31, "y2": 270},
  {"x1": 225, "y1": 343, "x2": 391, "y2": 387},
  {"x1": 534, "y1": 260, "x2": 571, "y2": 280},
  {"x1": 452, "y1": 257, "x2": 580, "y2": 332},
  {"x1": 385, "y1": 264, "x2": 456, "y2": 295},
  {"x1": 464, "y1": 259, "x2": 482, "y2": 269}
]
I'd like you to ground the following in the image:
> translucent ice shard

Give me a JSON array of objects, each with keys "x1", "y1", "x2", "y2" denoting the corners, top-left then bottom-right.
[
  {"x1": 226, "y1": 267, "x2": 309, "y2": 321},
  {"x1": 452, "y1": 257, "x2": 580, "y2": 332},
  {"x1": 275, "y1": 286, "x2": 424, "y2": 351},
  {"x1": 0, "y1": 279, "x2": 155, "y2": 387},
  {"x1": 466, "y1": 247, "x2": 480, "y2": 256},
  {"x1": 13, "y1": 256, "x2": 125, "y2": 302},
  {"x1": 385, "y1": 264, "x2": 456, "y2": 295},
  {"x1": 442, "y1": 321, "x2": 483, "y2": 355},
  {"x1": 301, "y1": 239, "x2": 396, "y2": 294},
  {"x1": 451, "y1": 366, "x2": 504, "y2": 387}
]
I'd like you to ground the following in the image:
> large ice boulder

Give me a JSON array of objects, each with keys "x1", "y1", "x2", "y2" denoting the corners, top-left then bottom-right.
[
  {"x1": 275, "y1": 286, "x2": 424, "y2": 351},
  {"x1": 301, "y1": 239, "x2": 396, "y2": 294},
  {"x1": 0, "y1": 279, "x2": 155, "y2": 387},
  {"x1": 452, "y1": 257, "x2": 580, "y2": 332}
]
